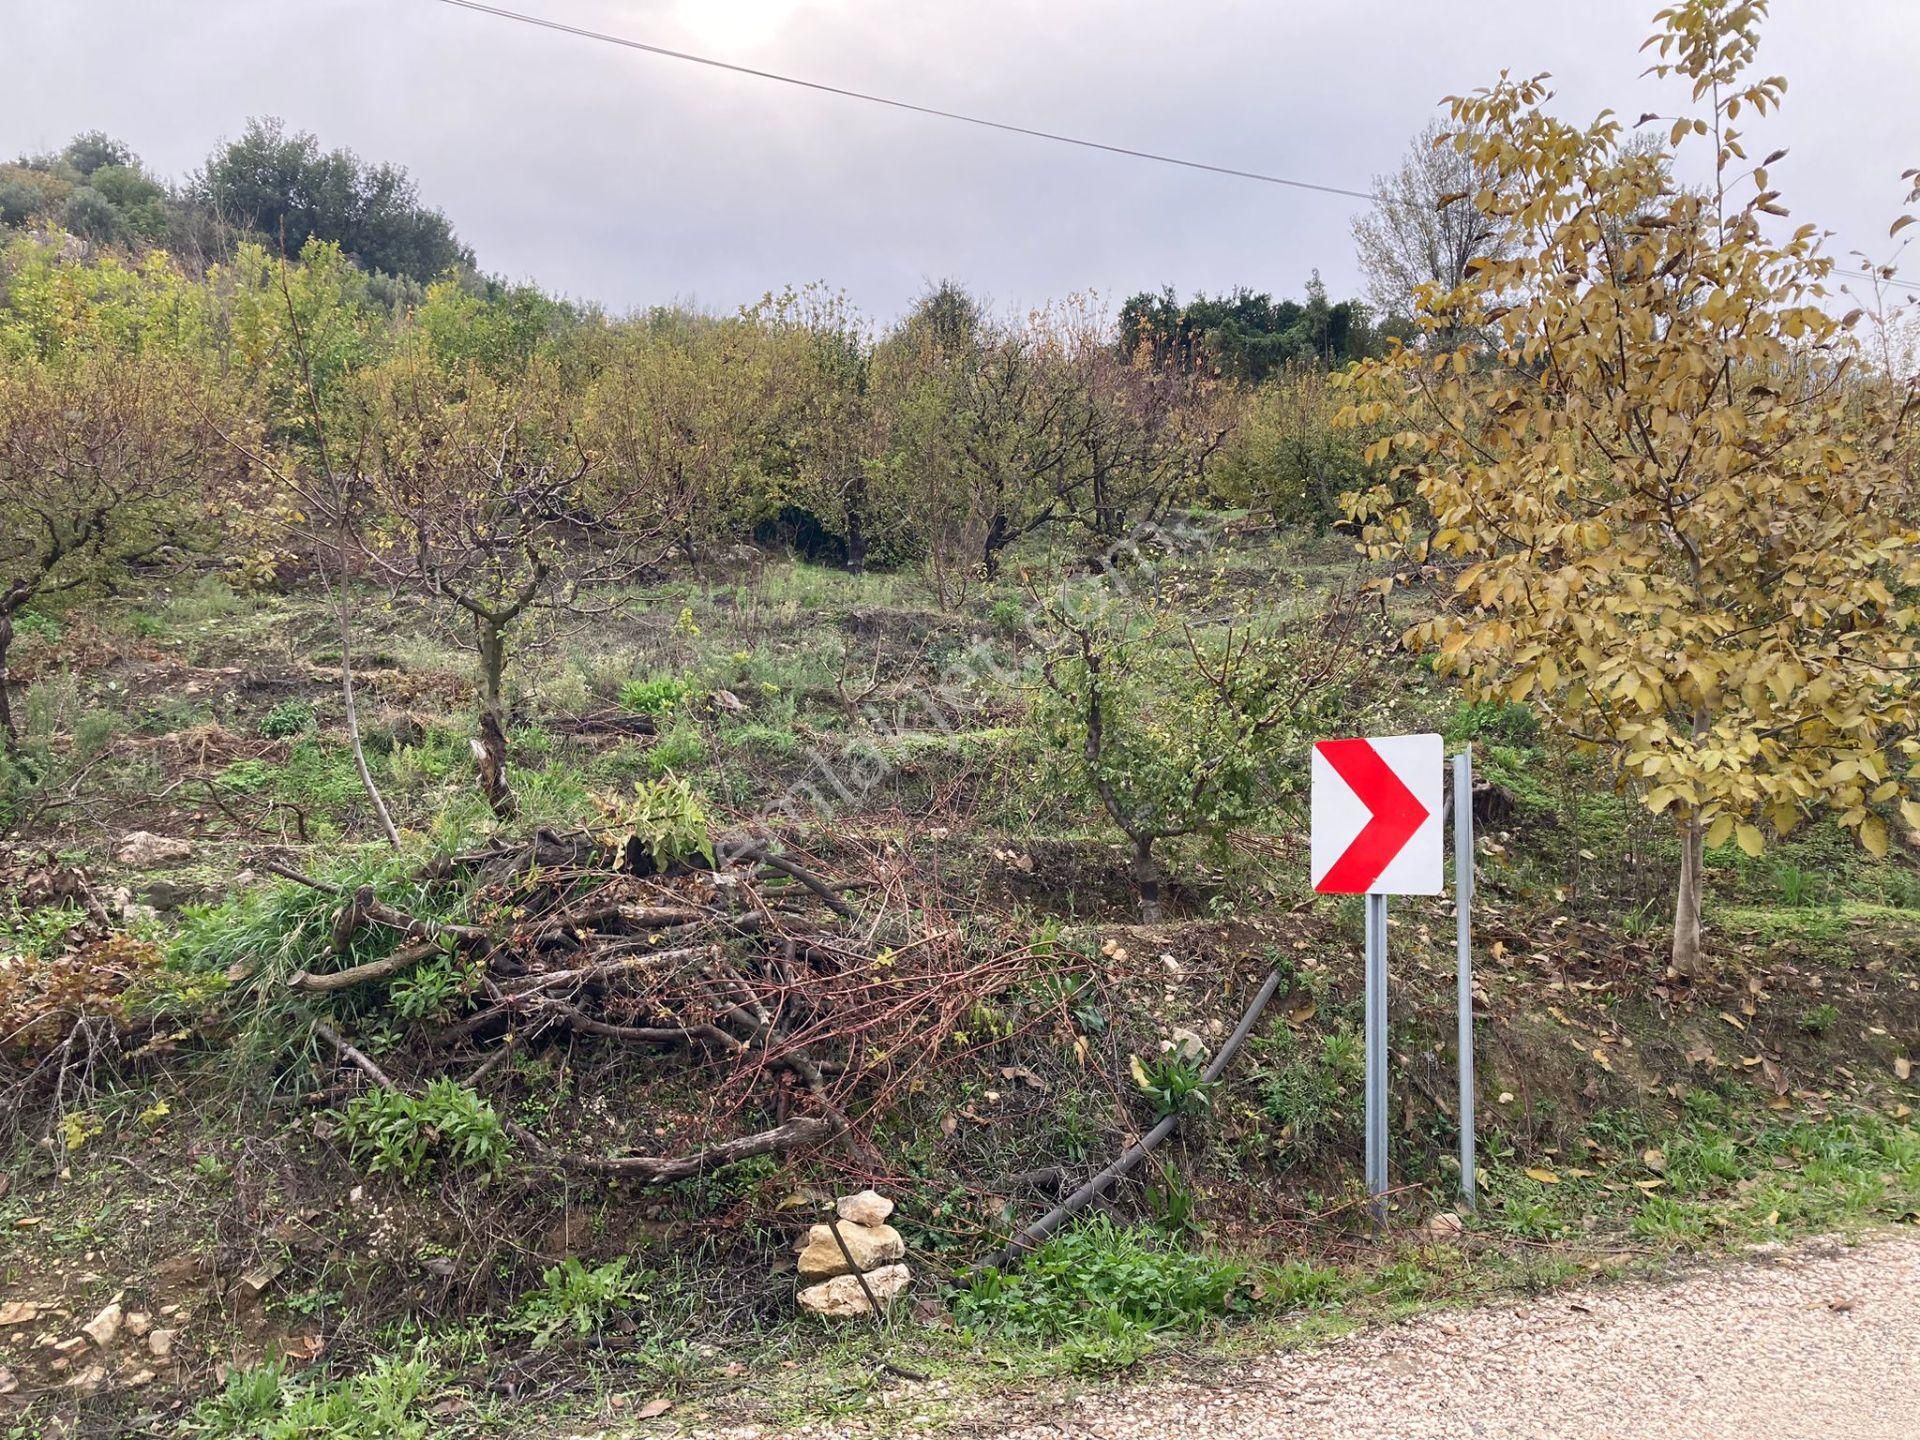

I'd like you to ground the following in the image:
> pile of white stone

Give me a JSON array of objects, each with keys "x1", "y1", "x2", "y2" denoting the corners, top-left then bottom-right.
[{"x1": 793, "y1": 1189, "x2": 911, "y2": 1319}]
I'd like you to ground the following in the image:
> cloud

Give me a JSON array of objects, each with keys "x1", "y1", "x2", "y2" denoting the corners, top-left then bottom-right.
[{"x1": 3, "y1": 0, "x2": 1913, "y2": 319}]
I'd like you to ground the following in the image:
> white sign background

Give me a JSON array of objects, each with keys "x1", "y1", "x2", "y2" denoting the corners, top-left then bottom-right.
[{"x1": 1310, "y1": 732, "x2": 1445, "y2": 895}]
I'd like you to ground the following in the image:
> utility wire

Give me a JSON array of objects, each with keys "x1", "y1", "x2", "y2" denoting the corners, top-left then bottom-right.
[
  {"x1": 429, "y1": 0, "x2": 1375, "y2": 202},
  {"x1": 430, "y1": 0, "x2": 1918, "y2": 294}
]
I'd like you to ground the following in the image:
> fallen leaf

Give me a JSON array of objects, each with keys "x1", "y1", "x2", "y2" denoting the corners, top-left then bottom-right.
[
  {"x1": 1287, "y1": 998, "x2": 1317, "y2": 1026},
  {"x1": 1827, "y1": 1297, "x2": 1855, "y2": 1313},
  {"x1": 1633, "y1": 1178, "x2": 1666, "y2": 1191},
  {"x1": 637, "y1": 1397, "x2": 673, "y2": 1419},
  {"x1": 1896, "y1": 1057, "x2": 1912, "y2": 1081},
  {"x1": 1525, "y1": 1167, "x2": 1560, "y2": 1184},
  {"x1": 1642, "y1": 1147, "x2": 1667, "y2": 1173}
]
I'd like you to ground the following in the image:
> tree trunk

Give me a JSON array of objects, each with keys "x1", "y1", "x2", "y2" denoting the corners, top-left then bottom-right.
[
  {"x1": 0, "y1": 609, "x2": 15, "y2": 752},
  {"x1": 982, "y1": 512, "x2": 1011, "y2": 580},
  {"x1": 844, "y1": 475, "x2": 868, "y2": 578},
  {"x1": 1670, "y1": 815, "x2": 1705, "y2": 980},
  {"x1": 1131, "y1": 835, "x2": 1163, "y2": 923},
  {"x1": 337, "y1": 590, "x2": 400, "y2": 849},
  {"x1": 474, "y1": 622, "x2": 515, "y2": 819}
]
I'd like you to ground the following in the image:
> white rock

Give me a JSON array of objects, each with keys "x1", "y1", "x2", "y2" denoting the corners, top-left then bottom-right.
[
  {"x1": 795, "y1": 1221, "x2": 904, "y2": 1280},
  {"x1": 797, "y1": 1263, "x2": 911, "y2": 1319},
  {"x1": 80, "y1": 1302, "x2": 122, "y2": 1349},
  {"x1": 837, "y1": 1189, "x2": 895, "y2": 1226},
  {"x1": 147, "y1": 1328, "x2": 176, "y2": 1360},
  {"x1": 115, "y1": 832, "x2": 194, "y2": 867}
]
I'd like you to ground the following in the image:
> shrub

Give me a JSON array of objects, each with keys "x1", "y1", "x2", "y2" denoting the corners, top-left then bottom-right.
[
  {"x1": 259, "y1": 699, "x2": 317, "y2": 739},
  {"x1": 622, "y1": 775, "x2": 715, "y2": 868},
  {"x1": 339, "y1": 1079, "x2": 509, "y2": 1183},
  {"x1": 618, "y1": 674, "x2": 694, "y2": 716}
]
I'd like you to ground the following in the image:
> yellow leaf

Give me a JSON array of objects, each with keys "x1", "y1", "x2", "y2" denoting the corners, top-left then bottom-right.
[
  {"x1": 1525, "y1": 1167, "x2": 1560, "y2": 1184},
  {"x1": 1705, "y1": 814, "x2": 1735, "y2": 848},
  {"x1": 1734, "y1": 823, "x2": 1765, "y2": 858},
  {"x1": 1861, "y1": 815, "x2": 1889, "y2": 857}
]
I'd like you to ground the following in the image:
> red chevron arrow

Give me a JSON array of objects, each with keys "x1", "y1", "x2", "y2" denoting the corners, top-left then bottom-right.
[{"x1": 1314, "y1": 738, "x2": 1431, "y2": 894}]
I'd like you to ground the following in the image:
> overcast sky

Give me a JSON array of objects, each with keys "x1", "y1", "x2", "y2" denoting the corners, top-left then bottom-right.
[{"x1": 4, "y1": 1, "x2": 1916, "y2": 321}]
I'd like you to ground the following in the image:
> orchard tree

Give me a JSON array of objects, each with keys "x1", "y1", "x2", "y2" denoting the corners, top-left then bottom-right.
[
  {"x1": 0, "y1": 350, "x2": 208, "y2": 746},
  {"x1": 1032, "y1": 572, "x2": 1366, "y2": 919},
  {"x1": 1337, "y1": 0, "x2": 1920, "y2": 977},
  {"x1": 345, "y1": 351, "x2": 658, "y2": 816}
]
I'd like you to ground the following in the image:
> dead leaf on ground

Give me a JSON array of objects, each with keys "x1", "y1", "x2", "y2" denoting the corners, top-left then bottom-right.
[
  {"x1": 637, "y1": 1397, "x2": 673, "y2": 1419},
  {"x1": 1525, "y1": 1167, "x2": 1561, "y2": 1184},
  {"x1": 1643, "y1": 1147, "x2": 1667, "y2": 1173},
  {"x1": 1895, "y1": 1056, "x2": 1912, "y2": 1081}
]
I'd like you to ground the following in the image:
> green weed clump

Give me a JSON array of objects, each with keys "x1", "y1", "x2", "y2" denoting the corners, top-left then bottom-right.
[
  {"x1": 619, "y1": 673, "x2": 694, "y2": 716},
  {"x1": 186, "y1": 1355, "x2": 435, "y2": 1439},
  {"x1": 258, "y1": 699, "x2": 317, "y2": 739},
  {"x1": 514, "y1": 1257, "x2": 647, "y2": 1349},
  {"x1": 1250, "y1": 1022, "x2": 1364, "y2": 1159},
  {"x1": 340, "y1": 1079, "x2": 509, "y2": 1183},
  {"x1": 953, "y1": 1218, "x2": 1246, "y2": 1371}
]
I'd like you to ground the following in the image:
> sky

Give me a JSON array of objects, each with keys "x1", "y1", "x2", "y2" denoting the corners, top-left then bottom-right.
[{"x1": 3, "y1": 0, "x2": 1917, "y2": 322}]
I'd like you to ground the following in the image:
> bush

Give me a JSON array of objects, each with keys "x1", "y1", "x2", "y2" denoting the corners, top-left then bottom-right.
[
  {"x1": 259, "y1": 699, "x2": 318, "y2": 739},
  {"x1": 622, "y1": 775, "x2": 715, "y2": 869},
  {"x1": 339, "y1": 1079, "x2": 508, "y2": 1183}
]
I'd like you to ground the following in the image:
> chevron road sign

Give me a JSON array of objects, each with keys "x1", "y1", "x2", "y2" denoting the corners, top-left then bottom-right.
[
  {"x1": 1310, "y1": 733, "x2": 1444, "y2": 895},
  {"x1": 1308, "y1": 732, "x2": 1468, "y2": 1218}
]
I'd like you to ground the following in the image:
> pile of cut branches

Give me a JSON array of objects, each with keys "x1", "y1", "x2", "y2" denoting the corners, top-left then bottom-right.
[{"x1": 283, "y1": 826, "x2": 1034, "y2": 1185}]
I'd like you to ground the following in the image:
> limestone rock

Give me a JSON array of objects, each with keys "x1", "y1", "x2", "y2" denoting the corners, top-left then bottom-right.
[
  {"x1": 80, "y1": 1302, "x2": 121, "y2": 1349},
  {"x1": 115, "y1": 832, "x2": 194, "y2": 867},
  {"x1": 836, "y1": 1189, "x2": 896, "y2": 1227},
  {"x1": 797, "y1": 1262, "x2": 911, "y2": 1319},
  {"x1": 795, "y1": 1220, "x2": 904, "y2": 1280},
  {"x1": 147, "y1": 1328, "x2": 176, "y2": 1360}
]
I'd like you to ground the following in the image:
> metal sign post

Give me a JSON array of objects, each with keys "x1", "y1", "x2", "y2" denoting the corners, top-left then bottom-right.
[
  {"x1": 1363, "y1": 890, "x2": 1389, "y2": 1213},
  {"x1": 1453, "y1": 749, "x2": 1477, "y2": 1211}
]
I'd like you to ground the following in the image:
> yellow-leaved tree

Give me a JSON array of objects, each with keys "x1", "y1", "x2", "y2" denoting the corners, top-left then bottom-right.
[{"x1": 1337, "y1": 0, "x2": 1920, "y2": 977}]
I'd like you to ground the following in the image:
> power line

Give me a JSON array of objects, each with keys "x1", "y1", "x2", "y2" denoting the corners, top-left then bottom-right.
[
  {"x1": 430, "y1": 0, "x2": 1919, "y2": 294},
  {"x1": 429, "y1": 0, "x2": 1374, "y2": 202}
]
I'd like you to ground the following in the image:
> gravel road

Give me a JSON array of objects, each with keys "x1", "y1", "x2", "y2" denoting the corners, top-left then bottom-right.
[{"x1": 979, "y1": 1233, "x2": 1920, "y2": 1440}]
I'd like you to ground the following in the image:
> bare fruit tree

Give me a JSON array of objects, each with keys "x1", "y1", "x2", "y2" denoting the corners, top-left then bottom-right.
[
  {"x1": 1351, "y1": 117, "x2": 1511, "y2": 347},
  {"x1": 345, "y1": 350, "x2": 664, "y2": 817}
]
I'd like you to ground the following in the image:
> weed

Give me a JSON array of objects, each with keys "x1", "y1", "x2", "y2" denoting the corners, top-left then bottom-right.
[
  {"x1": 340, "y1": 1079, "x2": 509, "y2": 1183},
  {"x1": 619, "y1": 674, "x2": 695, "y2": 716},
  {"x1": 185, "y1": 1355, "x2": 436, "y2": 1439},
  {"x1": 1258, "y1": 1258, "x2": 1346, "y2": 1311},
  {"x1": 1131, "y1": 1051, "x2": 1214, "y2": 1120},
  {"x1": 1250, "y1": 1022, "x2": 1363, "y2": 1159},
  {"x1": 646, "y1": 716, "x2": 708, "y2": 777},
  {"x1": 515, "y1": 1257, "x2": 647, "y2": 1348},
  {"x1": 1796, "y1": 1003, "x2": 1840, "y2": 1036},
  {"x1": 259, "y1": 699, "x2": 317, "y2": 739},
  {"x1": 953, "y1": 1217, "x2": 1245, "y2": 1344}
]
